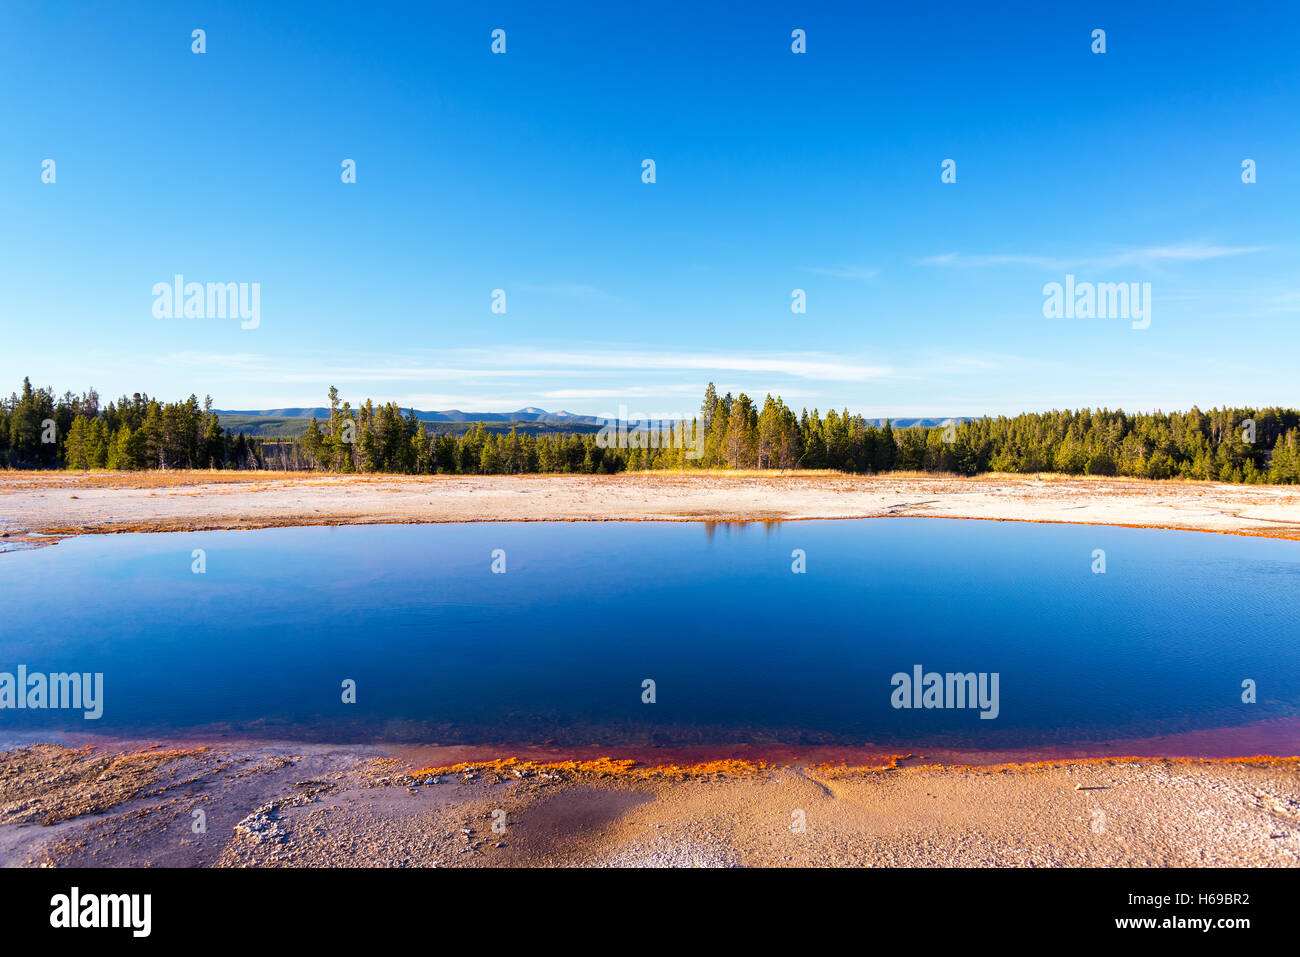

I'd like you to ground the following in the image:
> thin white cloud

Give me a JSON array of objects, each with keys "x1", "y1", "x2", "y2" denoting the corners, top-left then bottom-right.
[
  {"x1": 160, "y1": 347, "x2": 892, "y2": 383},
  {"x1": 390, "y1": 393, "x2": 518, "y2": 409},
  {"x1": 921, "y1": 243, "x2": 1266, "y2": 271},
  {"x1": 513, "y1": 281, "x2": 621, "y2": 302},
  {"x1": 921, "y1": 252, "x2": 1058, "y2": 268},
  {"x1": 801, "y1": 265, "x2": 881, "y2": 281},
  {"x1": 537, "y1": 384, "x2": 706, "y2": 399},
  {"x1": 1264, "y1": 291, "x2": 1300, "y2": 313},
  {"x1": 158, "y1": 351, "x2": 267, "y2": 369},
  {"x1": 1101, "y1": 244, "x2": 1267, "y2": 268},
  {"x1": 517, "y1": 350, "x2": 891, "y2": 381}
]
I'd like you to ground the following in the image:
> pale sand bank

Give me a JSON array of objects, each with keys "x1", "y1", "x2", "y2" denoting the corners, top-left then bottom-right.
[
  {"x1": 4, "y1": 471, "x2": 1300, "y2": 540},
  {"x1": 1, "y1": 741, "x2": 1296, "y2": 867}
]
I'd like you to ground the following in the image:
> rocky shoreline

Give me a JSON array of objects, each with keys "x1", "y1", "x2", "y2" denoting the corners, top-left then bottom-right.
[{"x1": 2, "y1": 741, "x2": 1296, "y2": 868}]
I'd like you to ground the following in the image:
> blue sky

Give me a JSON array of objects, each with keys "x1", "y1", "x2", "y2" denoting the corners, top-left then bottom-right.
[{"x1": 2, "y1": 1, "x2": 1297, "y2": 417}]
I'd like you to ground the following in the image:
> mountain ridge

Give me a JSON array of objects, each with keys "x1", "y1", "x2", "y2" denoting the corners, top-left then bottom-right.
[
  {"x1": 214, "y1": 408, "x2": 969, "y2": 429},
  {"x1": 213, "y1": 407, "x2": 606, "y2": 425}
]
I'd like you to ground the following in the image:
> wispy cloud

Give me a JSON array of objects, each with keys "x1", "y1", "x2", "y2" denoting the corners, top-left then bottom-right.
[
  {"x1": 537, "y1": 384, "x2": 708, "y2": 400},
  {"x1": 921, "y1": 253, "x2": 1058, "y2": 269},
  {"x1": 1264, "y1": 291, "x2": 1300, "y2": 313},
  {"x1": 42, "y1": 342, "x2": 1289, "y2": 418},
  {"x1": 513, "y1": 281, "x2": 621, "y2": 302},
  {"x1": 921, "y1": 243, "x2": 1266, "y2": 271},
  {"x1": 160, "y1": 347, "x2": 893, "y2": 385},
  {"x1": 801, "y1": 265, "x2": 881, "y2": 281},
  {"x1": 502, "y1": 349, "x2": 891, "y2": 381}
]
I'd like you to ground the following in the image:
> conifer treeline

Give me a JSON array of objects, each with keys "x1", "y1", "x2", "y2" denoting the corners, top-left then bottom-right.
[
  {"x1": 4, "y1": 378, "x2": 1299, "y2": 484},
  {"x1": 0, "y1": 378, "x2": 262, "y2": 471}
]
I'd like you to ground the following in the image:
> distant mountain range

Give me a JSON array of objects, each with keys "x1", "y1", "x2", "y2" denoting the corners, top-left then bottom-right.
[
  {"x1": 213, "y1": 407, "x2": 970, "y2": 440},
  {"x1": 214, "y1": 407, "x2": 606, "y2": 425},
  {"x1": 860, "y1": 418, "x2": 965, "y2": 429},
  {"x1": 215, "y1": 408, "x2": 967, "y2": 428}
]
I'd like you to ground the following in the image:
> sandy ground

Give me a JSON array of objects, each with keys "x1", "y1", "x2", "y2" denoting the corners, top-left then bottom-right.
[
  {"x1": 1, "y1": 741, "x2": 1295, "y2": 868},
  {"x1": 3, "y1": 470, "x2": 1300, "y2": 540}
]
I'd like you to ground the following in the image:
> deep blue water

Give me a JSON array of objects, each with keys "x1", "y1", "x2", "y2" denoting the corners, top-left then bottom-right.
[{"x1": 1, "y1": 519, "x2": 1297, "y2": 751}]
